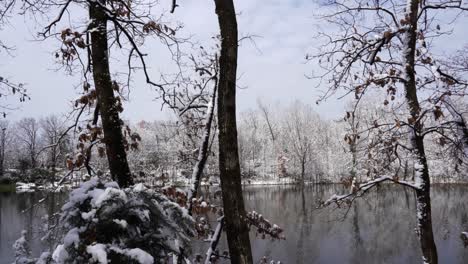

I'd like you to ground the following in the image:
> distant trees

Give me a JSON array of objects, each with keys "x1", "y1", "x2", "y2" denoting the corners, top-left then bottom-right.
[
  {"x1": 0, "y1": 116, "x2": 72, "y2": 177},
  {"x1": 16, "y1": 118, "x2": 40, "y2": 169},
  {"x1": 283, "y1": 102, "x2": 322, "y2": 183},
  {"x1": 238, "y1": 110, "x2": 264, "y2": 177},
  {"x1": 40, "y1": 115, "x2": 69, "y2": 169},
  {"x1": 237, "y1": 101, "x2": 352, "y2": 183},
  {"x1": 0, "y1": 101, "x2": 462, "y2": 186}
]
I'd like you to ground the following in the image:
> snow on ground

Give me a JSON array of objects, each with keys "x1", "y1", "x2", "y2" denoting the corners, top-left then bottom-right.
[
  {"x1": 10, "y1": 170, "x2": 468, "y2": 194},
  {"x1": 242, "y1": 177, "x2": 299, "y2": 185}
]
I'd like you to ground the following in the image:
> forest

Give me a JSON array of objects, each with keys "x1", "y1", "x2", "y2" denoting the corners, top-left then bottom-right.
[{"x1": 0, "y1": 0, "x2": 467, "y2": 264}]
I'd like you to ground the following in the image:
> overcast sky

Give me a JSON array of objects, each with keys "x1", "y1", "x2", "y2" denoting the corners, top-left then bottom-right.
[{"x1": 1, "y1": 0, "x2": 466, "y2": 122}]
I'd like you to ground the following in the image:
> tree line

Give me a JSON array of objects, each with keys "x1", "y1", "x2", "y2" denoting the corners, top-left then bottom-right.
[{"x1": 2, "y1": 97, "x2": 466, "y2": 186}]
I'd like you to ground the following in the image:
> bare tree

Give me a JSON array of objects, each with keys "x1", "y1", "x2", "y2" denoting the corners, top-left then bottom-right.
[
  {"x1": 40, "y1": 115, "x2": 69, "y2": 170},
  {"x1": 439, "y1": 47, "x2": 468, "y2": 169},
  {"x1": 310, "y1": 1, "x2": 468, "y2": 263},
  {"x1": 258, "y1": 100, "x2": 276, "y2": 142},
  {"x1": 187, "y1": 78, "x2": 218, "y2": 214},
  {"x1": 283, "y1": 102, "x2": 320, "y2": 184},
  {"x1": 257, "y1": 100, "x2": 278, "y2": 178},
  {"x1": 17, "y1": 117, "x2": 40, "y2": 169}
]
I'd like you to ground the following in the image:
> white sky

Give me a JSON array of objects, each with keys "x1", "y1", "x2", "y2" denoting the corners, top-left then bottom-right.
[{"x1": 0, "y1": 0, "x2": 466, "y2": 122}]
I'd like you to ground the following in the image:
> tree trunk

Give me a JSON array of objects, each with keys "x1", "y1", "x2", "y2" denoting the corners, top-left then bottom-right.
[
  {"x1": 0, "y1": 128, "x2": 5, "y2": 177},
  {"x1": 214, "y1": 0, "x2": 253, "y2": 263},
  {"x1": 403, "y1": 1, "x2": 438, "y2": 263},
  {"x1": 31, "y1": 149, "x2": 36, "y2": 169},
  {"x1": 350, "y1": 140, "x2": 357, "y2": 178},
  {"x1": 301, "y1": 155, "x2": 306, "y2": 185},
  {"x1": 349, "y1": 112, "x2": 358, "y2": 180},
  {"x1": 403, "y1": 160, "x2": 409, "y2": 181},
  {"x1": 89, "y1": 0, "x2": 132, "y2": 188},
  {"x1": 187, "y1": 84, "x2": 217, "y2": 214}
]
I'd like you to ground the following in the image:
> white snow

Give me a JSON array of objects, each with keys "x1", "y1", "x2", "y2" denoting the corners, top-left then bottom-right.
[
  {"x1": 52, "y1": 244, "x2": 69, "y2": 263},
  {"x1": 81, "y1": 209, "x2": 97, "y2": 220},
  {"x1": 414, "y1": 162, "x2": 424, "y2": 189},
  {"x1": 324, "y1": 194, "x2": 348, "y2": 206},
  {"x1": 36, "y1": 252, "x2": 51, "y2": 264},
  {"x1": 461, "y1": 231, "x2": 468, "y2": 240},
  {"x1": 205, "y1": 216, "x2": 224, "y2": 264},
  {"x1": 109, "y1": 246, "x2": 154, "y2": 264},
  {"x1": 63, "y1": 228, "x2": 80, "y2": 249},
  {"x1": 113, "y1": 219, "x2": 128, "y2": 229},
  {"x1": 94, "y1": 187, "x2": 127, "y2": 207},
  {"x1": 15, "y1": 182, "x2": 36, "y2": 192},
  {"x1": 126, "y1": 248, "x2": 154, "y2": 264},
  {"x1": 86, "y1": 244, "x2": 108, "y2": 264},
  {"x1": 133, "y1": 183, "x2": 146, "y2": 192}
]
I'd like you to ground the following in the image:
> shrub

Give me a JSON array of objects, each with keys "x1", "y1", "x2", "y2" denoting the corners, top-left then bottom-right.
[
  {"x1": 51, "y1": 178, "x2": 195, "y2": 263},
  {"x1": 0, "y1": 176, "x2": 13, "y2": 185}
]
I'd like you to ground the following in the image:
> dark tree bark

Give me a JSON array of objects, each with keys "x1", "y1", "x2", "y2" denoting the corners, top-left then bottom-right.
[
  {"x1": 89, "y1": 0, "x2": 132, "y2": 188},
  {"x1": 85, "y1": 104, "x2": 100, "y2": 176},
  {"x1": 214, "y1": 0, "x2": 253, "y2": 263},
  {"x1": 0, "y1": 127, "x2": 5, "y2": 177},
  {"x1": 403, "y1": 0, "x2": 438, "y2": 263},
  {"x1": 348, "y1": 111, "x2": 358, "y2": 180},
  {"x1": 300, "y1": 154, "x2": 306, "y2": 185}
]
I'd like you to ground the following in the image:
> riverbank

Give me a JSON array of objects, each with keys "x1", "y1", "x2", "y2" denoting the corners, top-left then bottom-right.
[{"x1": 4, "y1": 178, "x2": 468, "y2": 194}]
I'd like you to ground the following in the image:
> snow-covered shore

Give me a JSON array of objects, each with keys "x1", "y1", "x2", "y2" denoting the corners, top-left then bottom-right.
[{"x1": 6, "y1": 175, "x2": 468, "y2": 193}]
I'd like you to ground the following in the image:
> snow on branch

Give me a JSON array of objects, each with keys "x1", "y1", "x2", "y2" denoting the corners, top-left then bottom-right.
[
  {"x1": 187, "y1": 84, "x2": 217, "y2": 215},
  {"x1": 461, "y1": 231, "x2": 468, "y2": 247},
  {"x1": 319, "y1": 175, "x2": 422, "y2": 209},
  {"x1": 202, "y1": 212, "x2": 285, "y2": 263},
  {"x1": 204, "y1": 216, "x2": 225, "y2": 264},
  {"x1": 246, "y1": 211, "x2": 285, "y2": 240}
]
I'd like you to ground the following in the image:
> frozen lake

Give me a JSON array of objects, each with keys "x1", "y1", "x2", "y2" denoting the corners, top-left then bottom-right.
[{"x1": 1, "y1": 184, "x2": 467, "y2": 263}]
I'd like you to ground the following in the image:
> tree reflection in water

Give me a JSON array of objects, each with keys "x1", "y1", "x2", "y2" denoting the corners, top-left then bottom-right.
[{"x1": 1, "y1": 184, "x2": 467, "y2": 263}]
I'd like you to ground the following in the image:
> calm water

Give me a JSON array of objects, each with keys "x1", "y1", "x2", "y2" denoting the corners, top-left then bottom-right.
[{"x1": 1, "y1": 184, "x2": 467, "y2": 263}]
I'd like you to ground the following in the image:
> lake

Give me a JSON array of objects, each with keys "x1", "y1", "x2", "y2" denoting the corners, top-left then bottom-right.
[{"x1": 1, "y1": 184, "x2": 467, "y2": 263}]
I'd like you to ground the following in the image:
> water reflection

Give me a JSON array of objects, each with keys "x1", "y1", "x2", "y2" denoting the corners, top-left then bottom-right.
[
  {"x1": 241, "y1": 185, "x2": 468, "y2": 263},
  {"x1": 0, "y1": 191, "x2": 67, "y2": 263},
  {"x1": 0, "y1": 185, "x2": 467, "y2": 263}
]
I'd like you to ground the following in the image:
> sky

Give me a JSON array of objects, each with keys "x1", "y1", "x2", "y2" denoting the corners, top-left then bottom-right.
[{"x1": 0, "y1": 0, "x2": 467, "y2": 122}]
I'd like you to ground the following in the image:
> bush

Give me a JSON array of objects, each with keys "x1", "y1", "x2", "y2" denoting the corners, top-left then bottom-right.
[
  {"x1": 51, "y1": 178, "x2": 195, "y2": 263},
  {"x1": 17, "y1": 159, "x2": 31, "y2": 174},
  {"x1": 0, "y1": 176, "x2": 13, "y2": 185},
  {"x1": 28, "y1": 168, "x2": 55, "y2": 183}
]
